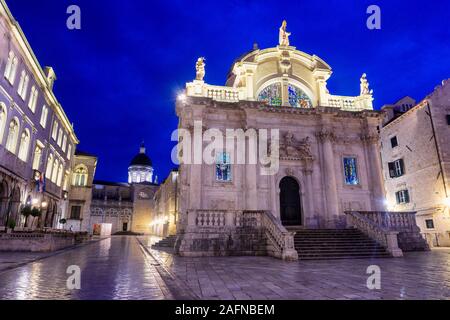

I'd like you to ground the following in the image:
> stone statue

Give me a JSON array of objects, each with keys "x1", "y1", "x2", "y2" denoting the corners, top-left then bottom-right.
[
  {"x1": 285, "y1": 131, "x2": 294, "y2": 146},
  {"x1": 195, "y1": 57, "x2": 206, "y2": 81},
  {"x1": 360, "y1": 73, "x2": 373, "y2": 95},
  {"x1": 279, "y1": 20, "x2": 291, "y2": 47}
]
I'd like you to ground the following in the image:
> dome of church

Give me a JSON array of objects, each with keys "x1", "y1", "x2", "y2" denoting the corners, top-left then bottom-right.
[
  {"x1": 130, "y1": 152, "x2": 152, "y2": 167},
  {"x1": 128, "y1": 142, "x2": 154, "y2": 184}
]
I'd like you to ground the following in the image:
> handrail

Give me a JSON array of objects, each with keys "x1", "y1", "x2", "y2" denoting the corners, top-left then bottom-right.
[
  {"x1": 345, "y1": 211, "x2": 403, "y2": 257},
  {"x1": 186, "y1": 209, "x2": 298, "y2": 260}
]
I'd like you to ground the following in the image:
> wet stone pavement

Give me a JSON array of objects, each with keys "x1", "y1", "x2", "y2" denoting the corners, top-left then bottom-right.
[
  {"x1": 0, "y1": 236, "x2": 449, "y2": 300},
  {"x1": 0, "y1": 236, "x2": 176, "y2": 300}
]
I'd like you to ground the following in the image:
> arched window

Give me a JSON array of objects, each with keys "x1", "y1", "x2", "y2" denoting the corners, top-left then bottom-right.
[
  {"x1": 72, "y1": 165, "x2": 88, "y2": 187},
  {"x1": 17, "y1": 129, "x2": 30, "y2": 162},
  {"x1": 40, "y1": 106, "x2": 48, "y2": 128},
  {"x1": 51, "y1": 121, "x2": 58, "y2": 140},
  {"x1": 4, "y1": 51, "x2": 18, "y2": 84},
  {"x1": 45, "y1": 154, "x2": 53, "y2": 179},
  {"x1": 287, "y1": 84, "x2": 313, "y2": 108},
  {"x1": 0, "y1": 102, "x2": 7, "y2": 143},
  {"x1": 51, "y1": 159, "x2": 59, "y2": 182},
  {"x1": 56, "y1": 163, "x2": 63, "y2": 187},
  {"x1": 257, "y1": 82, "x2": 313, "y2": 108},
  {"x1": 5, "y1": 118, "x2": 20, "y2": 154},
  {"x1": 32, "y1": 144, "x2": 42, "y2": 170},
  {"x1": 257, "y1": 83, "x2": 282, "y2": 106},
  {"x1": 62, "y1": 135, "x2": 67, "y2": 152},
  {"x1": 4, "y1": 52, "x2": 14, "y2": 79},
  {"x1": 28, "y1": 86, "x2": 38, "y2": 112},
  {"x1": 17, "y1": 70, "x2": 27, "y2": 99}
]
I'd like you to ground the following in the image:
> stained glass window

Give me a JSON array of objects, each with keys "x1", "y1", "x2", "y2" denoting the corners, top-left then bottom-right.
[
  {"x1": 216, "y1": 152, "x2": 232, "y2": 182},
  {"x1": 288, "y1": 84, "x2": 313, "y2": 108},
  {"x1": 258, "y1": 83, "x2": 282, "y2": 106},
  {"x1": 343, "y1": 157, "x2": 359, "y2": 185}
]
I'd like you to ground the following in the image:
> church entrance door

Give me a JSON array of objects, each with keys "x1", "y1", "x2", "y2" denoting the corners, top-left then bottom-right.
[{"x1": 279, "y1": 177, "x2": 302, "y2": 226}]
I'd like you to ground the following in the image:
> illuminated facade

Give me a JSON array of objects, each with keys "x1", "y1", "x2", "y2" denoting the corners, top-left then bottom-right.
[
  {"x1": 128, "y1": 143, "x2": 154, "y2": 184},
  {"x1": 174, "y1": 22, "x2": 393, "y2": 259},
  {"x1": 0, "y1": 0, "x2": 78, "y2": 231},
  {"x1": 381, "y1": 83, "x2": 450, "y2": 247}
]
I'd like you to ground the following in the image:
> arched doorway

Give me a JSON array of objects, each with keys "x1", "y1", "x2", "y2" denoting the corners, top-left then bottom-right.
[{"x1": 279, "y1": 176, "x2": 302, "y2": 226}]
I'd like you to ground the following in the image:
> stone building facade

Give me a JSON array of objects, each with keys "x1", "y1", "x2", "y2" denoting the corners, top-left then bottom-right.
[
  {"x1": 66, "y1": 151, "x2": 97, "y2": 232},
  {"x1": 0, "y1": 0, "x2": 78, "y2": 230},
  {"x1": 152, "y1": 169, "x2": 178, "y2": 237},
  {"x1": 71, "y1": 143, "x2": 158, "y2": 234},
  {"x1": 173, "y1": 22, "x2": 388, "y2": 258},
  {"x1": 381, "y1": 81, "x2": 450, "y2": 247}
]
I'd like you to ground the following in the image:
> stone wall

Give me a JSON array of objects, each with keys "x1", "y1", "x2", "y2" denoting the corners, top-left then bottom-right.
[
  {"x1": 176, "y1": 227, "x2": 267, "y2": 257},
  {"x1": 0, "y1": 233, "x2": 76, "y2": 252}
]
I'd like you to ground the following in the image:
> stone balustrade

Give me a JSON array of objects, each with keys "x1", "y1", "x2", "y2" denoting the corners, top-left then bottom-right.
[
  {"x1": 206, "y1": 85, "x2": 240, "y2": 102},
  {"x1": 327, "y1": 95, "x2": 357, "y2": 110},
  {"x1": 356, "y1": 211, "x2": 418, "y2": 231},
  {"x1": 345, "y1": 211, "x2": 404, "y2": 257},
  {"x1": 184, "y1": 209, "x2": 298, "y2": 261}
]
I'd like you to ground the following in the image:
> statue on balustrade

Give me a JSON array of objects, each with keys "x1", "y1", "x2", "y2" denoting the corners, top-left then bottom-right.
[{"x1": 195, "y1": 57, "x2": 206, "y2": 81}]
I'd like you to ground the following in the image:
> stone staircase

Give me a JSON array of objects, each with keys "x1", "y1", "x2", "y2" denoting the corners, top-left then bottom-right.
[
  {"x1": 152, "y1": 235, "x2": 177, "y2": 248},
  {"x1": 293, "y1": 228, "x2": 391, "y2": 260}
]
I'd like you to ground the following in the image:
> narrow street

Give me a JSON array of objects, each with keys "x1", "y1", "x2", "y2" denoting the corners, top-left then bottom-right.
[{"x1": 0, "y1": 236, "x2": 175, "y2": 300}]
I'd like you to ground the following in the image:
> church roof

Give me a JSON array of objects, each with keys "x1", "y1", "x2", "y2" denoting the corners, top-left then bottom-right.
[
  {"x1": 129, "y1": 142, "x2": 153, "y2": 167},
  {"x1": 130, "y1": 153, "x2": 152, "y2": 167}
]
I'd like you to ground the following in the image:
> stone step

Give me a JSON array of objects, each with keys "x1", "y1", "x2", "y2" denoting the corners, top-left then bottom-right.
[
  {"x1": 296, "y1": 247, "x2": 387, "y2": 253},
  {"x1": 299, "y1": 254, "x2": 391, "y2": 260},
  {"x1": 298, "y1": 250, "x2": 390, "y2": 256},
  {"x1": 295, "y1": 244, "x2": 383, "y2": 250},
  {"x1": 291, "y1": 228, "x2": 390, "y2": 260}
]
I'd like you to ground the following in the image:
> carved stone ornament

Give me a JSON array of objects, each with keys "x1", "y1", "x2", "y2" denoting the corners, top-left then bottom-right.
[{"x1": 279, "y1": 131, "x2": 313, "y2": 160}]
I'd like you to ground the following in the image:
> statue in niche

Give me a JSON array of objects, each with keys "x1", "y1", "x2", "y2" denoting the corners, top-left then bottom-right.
[
  {"x1": 279, "y1": 20, "x2": 291, "y2": 47},
  {"x1": 195, "y1": 57, "x2": 206, "y2": 81},
  {"x1": 360, "y1": 73, "x2": 373, "y2": 95}
]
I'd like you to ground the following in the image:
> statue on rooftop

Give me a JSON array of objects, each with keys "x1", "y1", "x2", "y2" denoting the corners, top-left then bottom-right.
[
  {"x1": 360, "y1": 73, "x2": 373, "y2": 95},
  {"x1": 279, "y1": 20, "x2": 291, "y2": 47},
  {"x1": 195, "y1": 57, "x2": 206, "y2": 81}
]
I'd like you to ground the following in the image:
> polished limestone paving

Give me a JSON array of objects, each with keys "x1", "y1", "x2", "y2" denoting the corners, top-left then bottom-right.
[
  {"x1": 0, "y1": 235, "x2": 449, "y2": 300},
  {"x1": 141, "y1": 237, "x2": 450, "y2": 300}
]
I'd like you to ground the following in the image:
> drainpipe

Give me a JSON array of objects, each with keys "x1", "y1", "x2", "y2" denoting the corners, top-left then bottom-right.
[{"x1": 426, "y1": 101, "x2": 448, "y2": 198}]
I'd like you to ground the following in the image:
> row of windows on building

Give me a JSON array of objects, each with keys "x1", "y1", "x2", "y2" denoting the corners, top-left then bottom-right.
[
  {"x1": 4, "y1": 51, "x2": 72, "y2": 160},
  {"x1": 215, "y1": 152, "x2": 360, "y2": 186}
]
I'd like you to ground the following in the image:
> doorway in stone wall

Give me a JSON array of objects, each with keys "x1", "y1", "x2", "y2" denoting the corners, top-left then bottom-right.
[{"x1": 279, "y1": 176, "x2": 302, "y2": 226}]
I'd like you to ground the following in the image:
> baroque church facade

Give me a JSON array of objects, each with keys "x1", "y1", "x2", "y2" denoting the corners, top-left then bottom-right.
[{"x1": 173, "y1": 22, "x2": 395, "y2": 258}]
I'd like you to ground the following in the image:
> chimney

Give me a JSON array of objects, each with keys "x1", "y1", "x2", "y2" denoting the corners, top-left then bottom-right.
[{"x1": 44, "y1": 66, "x2": 57, "y2": 90}]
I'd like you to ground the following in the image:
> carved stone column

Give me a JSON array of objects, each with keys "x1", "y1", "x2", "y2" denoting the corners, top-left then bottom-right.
[
  {"x1": 316, "y1": 131, "x2": 339, "y2": 227},
  {"x1": 362, "y1": 134, "x2": 386, "y2": 211}
]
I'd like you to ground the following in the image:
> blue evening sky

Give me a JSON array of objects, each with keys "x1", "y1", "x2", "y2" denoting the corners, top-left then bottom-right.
[{"x1": 6, "y1": 0, "x2": 450, "y2": 182}]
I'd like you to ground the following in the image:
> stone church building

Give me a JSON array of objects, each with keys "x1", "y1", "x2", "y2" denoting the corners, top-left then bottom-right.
[
  {"x1": 67, "y1": 143, "x2": 159, "y2": 234},
  {"x1": 171, "y1": 22, "x2": 425, "y2": 260}
]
